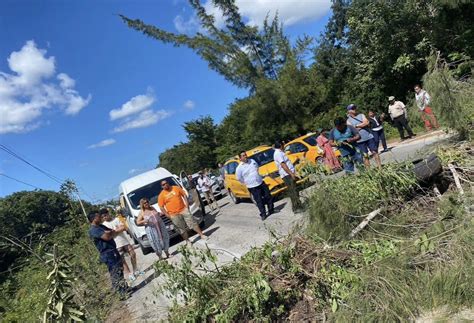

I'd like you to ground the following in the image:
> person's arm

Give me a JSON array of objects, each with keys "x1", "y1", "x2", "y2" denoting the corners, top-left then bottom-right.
[
  {"x1": 236, "y1": 165, "x2": 244, "y2": 184},
  {"x1": 98, "y1": 226, "x2": 125, "y2": 241},
  {"x1": 280, "y1": 162, "x2": 296, "y2": 179},
  {"x1": 136, "y1": 210, "x2": 146, "y2": 226},
  {"x1": 424, "y1": 92, "x2": 431, "y2": 105},
  {"x1": 355, "y1": 115, "x2": 369, "y2": 128},
  {"x1": 158, "y1": 194, "x2": 170, "y2": 217},
  {"x1": 328, "y1": 130, "x2": 337, "y2": 147},
  {"x1": 347, "y1": 126, "x2": 361, "y2": 143},
  {"x1": 179, "y1": 187, "x2": 189, "y2": 209}
]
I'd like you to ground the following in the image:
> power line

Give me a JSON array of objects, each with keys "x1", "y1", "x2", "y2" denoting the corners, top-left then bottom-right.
[
  {"x1": 0, "y1": 173, "x2": 42, "y2": 190},
  {"x1": 0, "y1": 144, "x2": 63, "y2": 184}
]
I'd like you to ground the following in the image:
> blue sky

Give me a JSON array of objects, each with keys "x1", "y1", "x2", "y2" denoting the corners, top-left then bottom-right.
[{"x1": 0, "y1": 0, "x2": 331, "y2": 202}]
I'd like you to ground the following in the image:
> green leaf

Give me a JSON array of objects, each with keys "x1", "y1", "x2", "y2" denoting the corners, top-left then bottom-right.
[{"x1": 331, "y1": 298, "x2": 338, "y2": 313}]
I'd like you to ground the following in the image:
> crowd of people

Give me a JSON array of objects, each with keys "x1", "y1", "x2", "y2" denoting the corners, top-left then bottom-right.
[
  {"x1": 234, "y1": 84, "x2": 439, "y2": 218},
  {"x1": 88, "y1": 84, "x2": 439, "y2": 296}
]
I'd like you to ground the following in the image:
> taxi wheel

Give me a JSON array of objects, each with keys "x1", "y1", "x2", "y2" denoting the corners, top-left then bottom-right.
[
  {"x1": 316, "y1": 157, "x2": 324, "y2": 165},
  {"x1": 228, "y1": 190, "x2": 240, "y2": 204}
]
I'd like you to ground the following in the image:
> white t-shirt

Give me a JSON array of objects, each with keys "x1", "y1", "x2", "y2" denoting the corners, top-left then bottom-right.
[
  {"x1": 103, "y1": 218, "x2": 131, "y2": 248},
  {"x1": 274, "y1": 149, "x2": 295, "y2": 178},
  {"x1": 236, "y1": 159, "x2": 263, "y2": 188},
  {"x1": 197, "y1": 176, "x2": 211, "y2": 192}
]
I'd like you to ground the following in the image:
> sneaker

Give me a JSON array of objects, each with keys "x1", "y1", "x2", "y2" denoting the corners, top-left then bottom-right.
[
  {"x1": 128, "y1": 274, "x2": 137, "y2": 282},
  {"x1": 200, "y1": 235, "x2": 208, "y2": 241},
  {"x1": 134, "y1": 270, "x2": 145, "y2": 276}
]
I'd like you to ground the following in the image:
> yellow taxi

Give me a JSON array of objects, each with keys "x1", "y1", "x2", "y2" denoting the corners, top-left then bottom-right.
[
  {"x1": 284, "y1": 132, "x2": 341, "y2": 165},
  {"x1": 223, "y1": 145, "x2": 305, "y2": 204}
]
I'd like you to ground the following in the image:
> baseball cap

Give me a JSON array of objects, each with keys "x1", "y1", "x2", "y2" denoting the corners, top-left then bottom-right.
[
  {"x1": 346, "y1": 104, "x2": 357, "y2": 111},
  {"x1": 388, "y1": 96, "x2": 395, "y2": 101}
]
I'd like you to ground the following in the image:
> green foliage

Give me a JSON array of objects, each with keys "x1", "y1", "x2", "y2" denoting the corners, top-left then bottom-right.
[
  {"x1": 423, "y1": 54, "x2": 474, "y2": 139},
  {"x1": 43, "y1": 245, "x2": 85, "y2": 322},
  {"x1": 307, "y1": 163, "x2": 418, "y2": 240}
]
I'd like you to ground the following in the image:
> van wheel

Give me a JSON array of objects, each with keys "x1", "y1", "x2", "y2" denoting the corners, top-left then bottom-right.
[{"x1": 228, "y1": 190, "x2": 240, "y2": 204}]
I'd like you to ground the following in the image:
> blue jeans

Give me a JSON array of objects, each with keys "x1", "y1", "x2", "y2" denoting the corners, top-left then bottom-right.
[
  {"x1": 101, "y1": 250, "x2": 128, "y2": 294},
  {"x1": 341, "y1": 152, "x2": 363, "y2": 173},
  {"x1": 372, "y1": 129, "x2": 387, "y2": 151}
]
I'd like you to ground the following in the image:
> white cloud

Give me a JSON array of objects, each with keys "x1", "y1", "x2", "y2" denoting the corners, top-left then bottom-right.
[
  {"x1": 174, "y1": 15, "x2": 200, "y2": 34},
  {"x1": 183, "y1": 99, "x2": 195, "y2": 110},
  {"x1": 176, "y1": 0, "x2": 331, "y2": 32},
  {"x1": 112, "y1": 109, "x2": 171, "y2": 133},
  {"x1": 0, "y1": 40, "x2": 91, "y2": 134},
  {"x1": 88, "y1": 138, "x2": 116, "y2": 149},
  {"x1": 109, "y1": 91, "x2": 155, "y2": 121}
]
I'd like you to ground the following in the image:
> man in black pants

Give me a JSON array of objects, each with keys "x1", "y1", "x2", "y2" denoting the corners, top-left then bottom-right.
[
  {"x1": 388, "y1": 96, "x2": 415, "y2": 140},
  {"x1": 236, "y1": 151, "x2": 274, "y2": 220},
  {"x1": 88, "y1": 211, "x2": 129, "y2": 297},
  {"x1": 273, "y1": 141, "x2": 303, "y2": 212}
]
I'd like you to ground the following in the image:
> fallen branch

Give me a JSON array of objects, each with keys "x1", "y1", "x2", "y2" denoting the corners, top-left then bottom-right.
[
  {"x1": 349, "y1": 208, "x2": 382, "y2": 238},
  {"x1": 448, "y1": 164, "x2": 465, "y2": 195}
]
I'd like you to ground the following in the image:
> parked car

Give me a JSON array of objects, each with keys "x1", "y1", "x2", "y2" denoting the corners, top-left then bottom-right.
[
  {"x1": 223, "y1": 145, "x2": 306, "y2": 204},
  {"x1": 119, "y1": 167, "x2": 204, "y2": 254},
  {"x1": 284, "y1": 132, "x2": 341, "y2": 165}
]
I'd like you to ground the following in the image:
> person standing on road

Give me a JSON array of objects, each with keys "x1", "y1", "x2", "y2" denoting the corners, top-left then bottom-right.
[
  {"x1": 88, "y1": 211, "x2": 129, "y2": 296},
  {"x1": 346, "y1": 104, "x2": 382, "y2": 168},
  {"x1": 368, "y1": 110, "x2": 389, "y2": 153},
  {"x1": 197, "y1": 171, "x2": 219, "y2": 211},
  {"x1": 388, "y1": 96, "x2": 415, "y2": 141},
  {"x1": 414, "y1": 84, "x2": 439, "y2": 131},
  {"x1": 329, "y1": 117, "x2": 363, "y2": 173},
  {"x1": 101, "y1": 208, "x2": 143, "y2": 283},
  {"x1": 236, "y1": 151, "x2": 274, "y2": 220},
  {"x1": 136, "y1": 198, "x2": 170, "y2": 259},
  {"x1": 273, "y1": 142, "x2": 303, "y2": 212},
  {"x1": 316, "y1": 128, "x2": 342, "y2": 172},
  {"x1": 158, "y1": 180, "x2": 207, "y2": 243}
]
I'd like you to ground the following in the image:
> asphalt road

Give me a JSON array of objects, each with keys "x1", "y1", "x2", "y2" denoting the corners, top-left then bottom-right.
[{"x1": 107, "y1": 130, "x2": 450, "y2": 322}]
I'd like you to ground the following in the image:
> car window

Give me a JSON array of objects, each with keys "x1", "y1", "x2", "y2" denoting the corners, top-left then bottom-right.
[
  {"x1": 127, "y1": 177, "x2": 179, "y2": 210},
  {"x1": 303, "y1": 135, "x2": 318, "y2": 146},
  {"x1": 289, "y1": 143, "x2": 308, "y2": 154},
  {"x1": 250, "y1": 149, "x2": 275, "y2": 166},
  {"x1": 226, "y1": 161, "x2": 238, "y2": 175}
]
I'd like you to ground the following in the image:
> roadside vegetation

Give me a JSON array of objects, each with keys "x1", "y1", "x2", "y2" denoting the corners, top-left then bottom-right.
[
  {"x1": 156, "y1": 143, "x2": 473, "y2": 321},
  {"x1": 122, "y1": 0, "x2": 473, "y2": 173}
]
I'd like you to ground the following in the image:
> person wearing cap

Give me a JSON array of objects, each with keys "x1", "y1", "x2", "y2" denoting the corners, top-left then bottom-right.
[
  {"x1": 101, "y1": 208, "x2": 143, "y2": 283},
  {"x1": 388, "y1": 96, "x2": 415, "y2": 140},
  {"x1": 273, "y1": 141, "x2": 303, "y2": 213},
  {"x1": 88, "y1": 211, "x2": 129, "y2": 295},
  {"x1": 414, "y1": 84, "x2": 439, "y2": 131},
  {"x1": 346, "y1": 104, "x2": 381, "y2": 168},
  {"x1": 329, "y1": 117, "x2": 363, "y2": 173},
  {"x1": 236, "y1": 151, "x2": 274, "y2": 220},
  {"x1": 367, "y1": 110, "x2": 389, "y2": 153}
]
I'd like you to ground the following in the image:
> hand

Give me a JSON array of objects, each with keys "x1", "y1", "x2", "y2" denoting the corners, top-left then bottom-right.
[
  {"x1": 291, "y1": 173, "x2": 297, "y2": 180},
  {"x1": 116, "y1": 224, "x2": 125, "y2": 232}
]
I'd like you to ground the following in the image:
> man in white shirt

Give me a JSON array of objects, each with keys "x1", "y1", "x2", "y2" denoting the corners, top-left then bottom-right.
[
  {"x1": 236, "y1": 151, "x2": 274, "y2": 220},
  {"x1": 197, "y1": 171, "x2": 219, "y2": 211},
  {"x1": 273, "y1": 142, "x2": 302, "y2": 212},
  {"x1": 388, "y1": 96, "x2": 415, "y2": 140},
  {"x1": 414, "y1": 84, "x2": 439, "y2": 131}
]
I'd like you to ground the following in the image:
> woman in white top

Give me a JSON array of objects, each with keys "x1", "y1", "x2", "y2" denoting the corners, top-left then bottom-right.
[{"x1": 101, "y1": 208, "x2": 143, "y2": 282}]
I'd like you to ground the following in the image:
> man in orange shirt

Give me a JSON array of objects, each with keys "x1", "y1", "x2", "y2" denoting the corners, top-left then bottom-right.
[{"x1": 158, "y1": 180, "x2": 207, "y2": 243}]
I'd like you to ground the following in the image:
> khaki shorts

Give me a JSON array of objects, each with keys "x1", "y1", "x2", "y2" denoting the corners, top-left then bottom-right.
[{"x1": 169, "y1": 208, "x2": 197, "y2": 234}]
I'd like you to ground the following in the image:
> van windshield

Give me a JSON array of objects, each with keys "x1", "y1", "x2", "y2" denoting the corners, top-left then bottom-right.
[
  {"x1": 250, "y1": 148, "x2": 275, "y2": 166},
  {"x1": 127, "y1": 177, "x2": 178, "y2": 210}
]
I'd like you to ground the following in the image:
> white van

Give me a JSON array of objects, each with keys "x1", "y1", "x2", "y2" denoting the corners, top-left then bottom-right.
[{"x1": 119, "y1": 168, "x2": 204, "y2": 254}]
